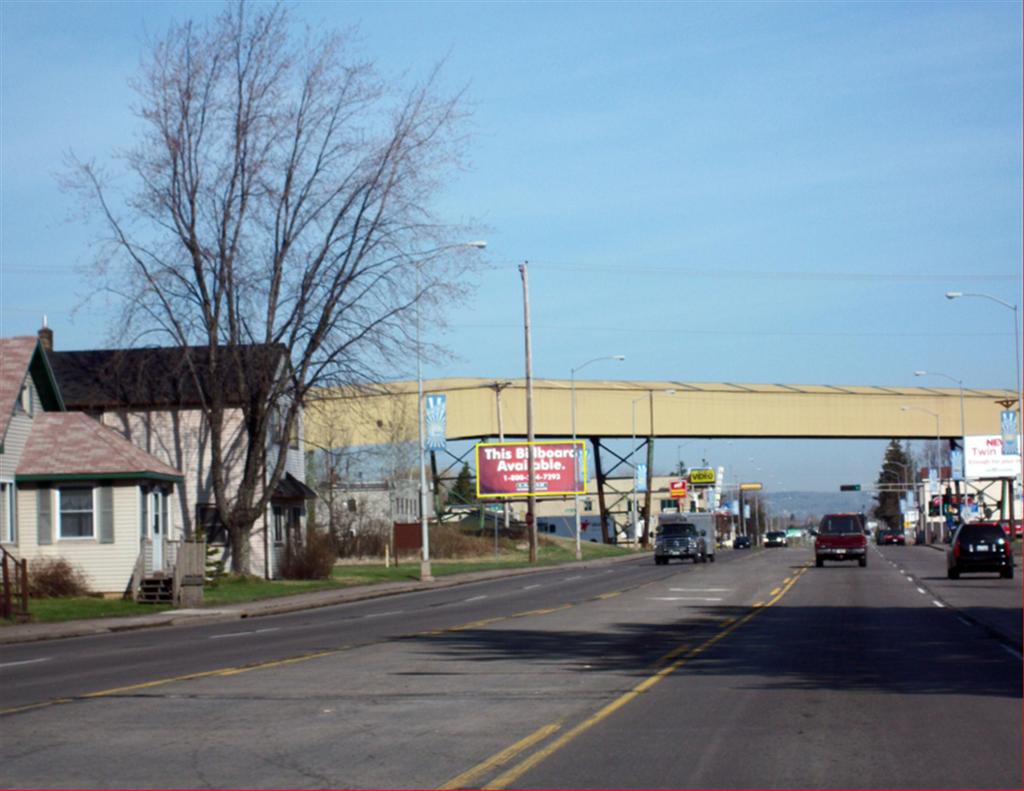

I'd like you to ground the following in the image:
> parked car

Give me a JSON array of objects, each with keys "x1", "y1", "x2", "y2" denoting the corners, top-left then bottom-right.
[
  {"x1": 764, "y1": 530, "x2": 787, "y2": 547},
  {"x1": 877, "y1": 530, "x2": 906, "y2": 546},
  {"x1": 815, "y1": 513, "x2": 867, "y2": 567},
  {"x1": 733, "y1": 535, "x2": 752, "y2": 549},
  {"x1": 947, "y1": 522, "x2": 1015, "y2": 579}
]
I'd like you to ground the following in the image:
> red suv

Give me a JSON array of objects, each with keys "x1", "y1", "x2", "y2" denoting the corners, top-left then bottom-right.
[{"x1": 815, "y1": 513, "x2": 868, "y2": 567}]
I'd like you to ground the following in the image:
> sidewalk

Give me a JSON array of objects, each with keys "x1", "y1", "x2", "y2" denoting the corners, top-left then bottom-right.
[{"x1": 0, "y1": 552, "x2": 643, "y2": 646}]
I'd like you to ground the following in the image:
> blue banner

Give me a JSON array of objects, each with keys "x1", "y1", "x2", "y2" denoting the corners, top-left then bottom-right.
[
  {"x1": 635, "y1": 463, "x2": 647, "y2": 493},
  {"x1": 1001, "y1": 410, "x2": 1019, "y2": 456},
  {"x1": 424, "y1": 394, "x2": 447, "y2": 451},
  {"x1": 950, "y1": 448, "x2": 964, "y2": 482}
]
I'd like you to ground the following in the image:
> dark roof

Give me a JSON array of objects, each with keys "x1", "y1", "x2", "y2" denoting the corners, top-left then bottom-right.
[
  {"x1": 273, "y1": 472, "x2": 317, "y2": 500},
  {"x1": 48, "y1": 344, "x2": 289, "y2": 410}
]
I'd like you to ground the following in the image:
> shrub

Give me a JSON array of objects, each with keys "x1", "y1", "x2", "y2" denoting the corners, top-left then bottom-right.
[
  {"x1": 28, "y1": 557, "x2": 92, "y2": 598},
  {"x1": 280, "y1": 528, "x2": 338, "y2": 580}
]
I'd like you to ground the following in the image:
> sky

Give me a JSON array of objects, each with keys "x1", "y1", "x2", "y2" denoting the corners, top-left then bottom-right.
[{"x1": 1, "y1": 0, "x2": 1021, "y2": 492}]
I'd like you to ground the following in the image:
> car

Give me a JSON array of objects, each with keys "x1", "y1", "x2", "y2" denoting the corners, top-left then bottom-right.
[
  {"x1": 764, "y1": 530, "x2": 787, "y2": 547},
  {"x1": 947, "y1": 522, "x2": 1015, "y2": 579},
  {"x1": 876, "y1": 529, "x2": 905, "y2": 546},
  {"x1": 815, "y1": 513, "x2": 867, "y2": 567},
  {"x1": 654, "y1": 522, "x2": 709, "y2": 564},
  {"x1": 997, "y1": 520, "x2": 1023, "y2": 539},
  {"x1": 733, "y1": 535, "x2": 752, "y2": 549}
]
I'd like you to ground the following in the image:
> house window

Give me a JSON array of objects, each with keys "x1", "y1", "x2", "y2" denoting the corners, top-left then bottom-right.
[
  {"x1": 660, "y1": 499, "x2": 676, "y2": 512},
  {"x1": 0, "y1": 482, "x2": 14, "y2": 543},
  {"x1": 59, "y1": 487, "x2": 94, "y2": 539},
  {"x1": 273, "y1": 506, "x2": 285, "y2": 544},
  {"x1": 197, "y1": 504, "x2": 227, "y2": 544},
  {"x1": 16, "y1": 380, "x2": 34, "y2": 415}
]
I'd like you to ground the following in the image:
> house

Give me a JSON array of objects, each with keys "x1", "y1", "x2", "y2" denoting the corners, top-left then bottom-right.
[
  {"x1": 44, "y1": 330, "x2": 315, "y2": 580},
  {"x1": 1, "y1": 335, "x2": 185, "y2": 596}
]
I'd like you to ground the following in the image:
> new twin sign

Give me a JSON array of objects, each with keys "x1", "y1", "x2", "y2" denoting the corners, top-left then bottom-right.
[{"x1": 476, "y1": 441, "x2": 586, "y2": 498}]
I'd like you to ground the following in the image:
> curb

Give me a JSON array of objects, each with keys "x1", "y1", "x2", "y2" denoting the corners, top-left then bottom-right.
[{"x1": 0, "y1": 552, "x2": 645, "y2": 645}]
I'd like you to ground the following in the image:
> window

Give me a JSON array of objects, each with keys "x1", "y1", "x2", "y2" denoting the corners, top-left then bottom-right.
[
  {"x1": 0, "y1": 482, "x2": 14, "y2": 543},
  {"x1": 16, "y1": 379, "x2": 34, "y2": 415},
  {"x1": 197, "y1": 504, "x2": 227, "y2": 544},
  {"x1": 59, "y1": 487, "x2": 94, "y2": 539},
  {"x1": 273, "y1": 506, "x2": 284, "y2": 544}
]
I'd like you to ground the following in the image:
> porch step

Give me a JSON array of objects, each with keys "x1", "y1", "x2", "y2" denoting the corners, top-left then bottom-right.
[{"x1": 138, "y1": 576, "x2": 173, "y2": 604}]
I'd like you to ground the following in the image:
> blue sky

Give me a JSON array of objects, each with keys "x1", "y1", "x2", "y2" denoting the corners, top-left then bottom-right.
[{"x1": 2, "y1": 1, "x2": 1021, "y2": 491}]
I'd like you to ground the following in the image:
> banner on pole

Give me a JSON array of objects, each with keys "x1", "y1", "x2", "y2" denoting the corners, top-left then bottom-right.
[{"x1": 424, "y1": 394, "x2": 447, "y2": 451}]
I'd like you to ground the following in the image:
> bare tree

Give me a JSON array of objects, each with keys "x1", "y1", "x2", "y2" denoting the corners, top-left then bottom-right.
[{"x1": 67, "y1": 2, "x2": 478, "y2": 573}]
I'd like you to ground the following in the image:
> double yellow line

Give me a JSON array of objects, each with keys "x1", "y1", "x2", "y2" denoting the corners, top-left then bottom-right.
[{"x1": 440, "y1": 565, "x2": 808, "y2": 790}]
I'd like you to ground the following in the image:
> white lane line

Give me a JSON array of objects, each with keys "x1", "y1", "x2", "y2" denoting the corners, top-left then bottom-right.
[
  {"x1": 464, "y1": 595, "x2": 488, "y2": 602},
  {"x1": 932, "y1": 601, "x2": 945, "y2": 608},
  {"x1": 1001, "y1": 644, "x2": 1023, "y2": 660},
  {"x1": 0, "y1": 657, "x2": 51, "y2": 669},
  {"x1": 916, "y1": 587, "x2": 927, "y2": 595},
  {"x1": 564, "y1": 576, "x2": 582, "y2": 582},
  {"x1": 363, "y1": 610, "x2": 405, "y2": 619},
  {"x1": 522, "y1": 584, "x2": 542, "y2": 590},
  {"x1": 958, "y1": 617, "x2": 972, "y2": 626},
  {"x1": 669, "y1": 588, "x2": 733, "y2": 592},
  {"x1": 209, "y1": 627, "x2": 280, "y2": 640},
  {"x1": 648, "y1": 596, "x2": 723, "y2": 602}
]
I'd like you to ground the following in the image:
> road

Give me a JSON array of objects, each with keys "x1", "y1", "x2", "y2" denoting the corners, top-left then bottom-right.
[{"x1": 1, "y1": 544, "x2": 1020, "y2": 789}]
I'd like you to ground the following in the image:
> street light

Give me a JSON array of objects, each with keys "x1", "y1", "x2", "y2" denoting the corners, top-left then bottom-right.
[
  {"x1": 417, "y1": 240, "x2": 487, "y2": 582},
  {"x1": 945, "y1": 291, "x2": 1022, "y2": 460},
  {"x1": 570, "y1": 355, "x2": 625, "y2": 560},
  {"x1": 902, "y1": 405, "x2": 940, "y2": 543},
  {"x1": 914, "y1": 370, "x2": 965, "y2": 477},
  {"x1": 631, "y1": 389, "x2": 676, "y2": 543}
]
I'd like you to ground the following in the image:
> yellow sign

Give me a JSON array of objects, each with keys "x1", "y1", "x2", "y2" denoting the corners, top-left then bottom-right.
[
  {"x1": 689, "y1": 468, "x2": 716, "y2": 486},
  {"x1": 739, "y1": 482, "x2": 763, "y2": 491}
]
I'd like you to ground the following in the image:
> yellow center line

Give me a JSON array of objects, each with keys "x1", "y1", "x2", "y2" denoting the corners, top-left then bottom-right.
[
  {"x1": 438, "y1": 722, "x2": 562, "y2": 790},
  {"x1": 461, "y1": 565, "x2": 808, "y2": 790}
]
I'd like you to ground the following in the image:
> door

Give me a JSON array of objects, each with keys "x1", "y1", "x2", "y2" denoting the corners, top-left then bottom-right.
[{"x1": 151, "y1": 491, "x2": 164, "y2": 572}]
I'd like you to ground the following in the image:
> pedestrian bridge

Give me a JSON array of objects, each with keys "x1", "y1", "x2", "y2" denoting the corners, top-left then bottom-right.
[{"x1": 306, "y1": 377, "x2": 1016, "y2": 447}]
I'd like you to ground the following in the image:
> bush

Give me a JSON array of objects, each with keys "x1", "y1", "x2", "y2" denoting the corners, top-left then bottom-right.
[
  {"x1": 334, "y1": 520, "x2": 390, "y2": 559},
  {"x1": 28, "y1": 557, "x2": 93, "y2": 598},
  {"x1": 280, "y1": 528, "x2": 338, "y2": 580}
]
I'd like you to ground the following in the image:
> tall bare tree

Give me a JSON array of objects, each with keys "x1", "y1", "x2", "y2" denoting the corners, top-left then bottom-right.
[{"x1": 68, "y1": 2, "x2": 478, "y2": 573}]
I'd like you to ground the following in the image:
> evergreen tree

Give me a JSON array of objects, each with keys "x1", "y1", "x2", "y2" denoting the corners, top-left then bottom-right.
[
  {"x1": 873, "y1": 440, "x2": 913, "y2": 530},
  {"x1": 449, "y1": 463, "x2": 477, "y2": 506}
]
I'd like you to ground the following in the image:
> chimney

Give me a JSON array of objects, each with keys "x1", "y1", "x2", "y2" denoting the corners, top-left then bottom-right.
[{"x1": 38, "y1": 315, "x2": 53, "y2": 351}]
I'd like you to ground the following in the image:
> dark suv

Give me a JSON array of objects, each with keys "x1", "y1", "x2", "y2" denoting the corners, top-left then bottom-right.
[{"x1": 946, "y1": 522, "x2": 1015, "y2": 579}]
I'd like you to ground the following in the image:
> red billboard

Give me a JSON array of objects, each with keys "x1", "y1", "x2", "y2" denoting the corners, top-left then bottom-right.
[{"x1": 475, "y1": 441, "x2": 586, "y2": 498}]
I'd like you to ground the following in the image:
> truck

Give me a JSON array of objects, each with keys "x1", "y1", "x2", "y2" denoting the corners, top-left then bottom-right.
[
  {"x1": 654, "y1": 512, "x2": 716, "y2": 564},
  {"x1": 814, "y1": 513, "x2": 867, "y2": 567}
]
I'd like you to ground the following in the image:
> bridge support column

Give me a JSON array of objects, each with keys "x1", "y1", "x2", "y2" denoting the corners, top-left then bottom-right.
[{"x1": 590, "y1": 437, "x2": 611, "y2": 544}]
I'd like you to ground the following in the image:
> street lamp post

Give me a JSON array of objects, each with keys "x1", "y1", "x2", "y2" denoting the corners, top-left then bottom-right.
[
  {"x1": 631, "y1": 389, "x2": 675, "y2": 544},
  {"x1": 902, "y1": 405, "x2": 940, "y2": 543},
  {"x1": 945, "y1": 291, "x2": 1023, "y2": 499},
  {"x1": 915, "y1": 370, "x2": 966, "y2": 518},
  {"x1": 571, "y1": 356, "x2": 625, "y2": 560},
  {"x1": 417, "y1": 241, "x2": 486, "y2": 582}
]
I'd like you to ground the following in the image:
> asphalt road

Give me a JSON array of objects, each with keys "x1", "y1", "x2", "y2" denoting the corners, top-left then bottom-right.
[{"x1": 1, "y1": 544, "x2": 1019, "y2": 789}]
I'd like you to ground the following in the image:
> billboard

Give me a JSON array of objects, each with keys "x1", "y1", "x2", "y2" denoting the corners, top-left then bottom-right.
[
  {"x1": 475, "y1": 441, "x2": 586, "y2": 498},
  {"x1": 964, "y1": 435, "x2": 1022, "y2": 479}
]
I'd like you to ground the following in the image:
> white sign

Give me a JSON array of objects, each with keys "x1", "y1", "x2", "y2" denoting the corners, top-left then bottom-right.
[{"x1": 964, "y1": 434, "x2": 1022, "y2": 479}]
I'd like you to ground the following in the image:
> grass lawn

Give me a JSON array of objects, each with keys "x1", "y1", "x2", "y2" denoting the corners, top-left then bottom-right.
[{"x1": 7, "y1": 537, "x2": 636, "y2": 625}]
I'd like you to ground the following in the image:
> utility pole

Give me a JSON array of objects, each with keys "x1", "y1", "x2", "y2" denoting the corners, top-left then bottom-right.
[
  {"x1": 490, "y1": 381, "x2": 512, "y2": 536},
  {"x1": 519, "y1": 262, "x2": 538, "y2": 562}
]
